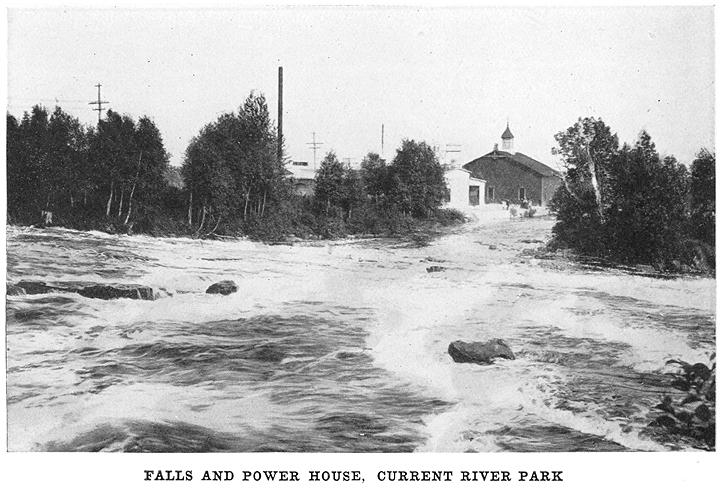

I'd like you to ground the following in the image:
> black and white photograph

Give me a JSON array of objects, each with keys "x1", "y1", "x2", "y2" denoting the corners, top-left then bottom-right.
[{"x1": 2, "y1": 3, "x2": 718, "y2": 486}]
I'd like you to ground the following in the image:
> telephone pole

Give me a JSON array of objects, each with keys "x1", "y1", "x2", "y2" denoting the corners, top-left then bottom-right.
[
  {"x1": 88, "y1": 83, "x2": 109, "y2": 124},
  {"x1": 381, "y1": 123, "x2": 384, "y2": 158},
  {"x1": 277, "y1": 67, "x2": 283, "y2": 163},
  {"x1": 306, "y1": 132, "x2": 324, "y2": 171}
]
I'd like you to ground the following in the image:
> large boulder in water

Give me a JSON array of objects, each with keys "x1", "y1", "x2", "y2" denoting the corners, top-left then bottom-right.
[
  {"x1": 206, "y1": 280, "x2": 238, "y2": 295},
  {"x1": 448, "y1": 339, "x2": 515, "y2": 364},
  {"x1": 78, "y1": 284, "x2": 155, "y2": 300}
]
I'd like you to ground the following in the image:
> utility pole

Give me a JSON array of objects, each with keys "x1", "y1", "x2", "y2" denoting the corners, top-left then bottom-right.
[
  {"x1": 381, "y1": 123, "x2": 384, "y2": 158},
  {"x1": 88, "y1": 83, "x2": 109, "y2": 125},
  {"x1": 277, "y1": 66, "x2": 283, "y2": 163},
  {"x1": 306, "y1": 132, "x2": 324, "y2": 171}
]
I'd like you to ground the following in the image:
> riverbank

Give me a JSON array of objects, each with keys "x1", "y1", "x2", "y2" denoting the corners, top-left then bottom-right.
[{"x1": 8, "y1": 206, "x2": 468, "y2": 244}]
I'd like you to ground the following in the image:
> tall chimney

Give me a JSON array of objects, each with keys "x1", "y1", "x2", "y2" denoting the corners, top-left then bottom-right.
[{"x1": 277, "y1": 66, "x2": 283, "y2": 163}]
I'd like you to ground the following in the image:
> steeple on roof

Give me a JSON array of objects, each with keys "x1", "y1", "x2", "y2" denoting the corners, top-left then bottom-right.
[{"x1": 501, "y1": 122, "x2": 514, "y2": 140}]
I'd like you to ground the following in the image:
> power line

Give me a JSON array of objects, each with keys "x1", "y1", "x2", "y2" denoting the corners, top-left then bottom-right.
[{"x1": 88, "y1": 83, "x2": 109, "y2": 124}]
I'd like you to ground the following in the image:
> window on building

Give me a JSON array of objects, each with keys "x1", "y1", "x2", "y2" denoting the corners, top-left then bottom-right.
[
  {"x1": 486, "y1": 186, "x2": 495, "y2": 202},
  {"x1": 519, "y1": 187, "x2": 526, "y2": 201}
]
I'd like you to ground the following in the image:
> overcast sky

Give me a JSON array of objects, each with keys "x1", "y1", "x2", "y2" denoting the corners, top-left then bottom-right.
[{"x1": 7, "y1": 7, "x2": 714, "y2": 169}]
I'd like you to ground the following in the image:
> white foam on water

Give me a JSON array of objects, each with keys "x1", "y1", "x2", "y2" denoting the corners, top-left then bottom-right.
[
  {"x1": 8, "y1": 381, "x2": 281, "y2": 451},
  {"x1": 6, "y1": 222, "x2": 715, "y2": 452}
]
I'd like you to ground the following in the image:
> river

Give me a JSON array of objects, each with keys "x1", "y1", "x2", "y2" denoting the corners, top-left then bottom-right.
[{"x1": 5, "y1": 215, "x2": 715, "y2": 452}]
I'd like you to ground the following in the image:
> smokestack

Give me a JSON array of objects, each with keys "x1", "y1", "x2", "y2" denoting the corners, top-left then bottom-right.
[{"x1": 277, "y1": 66, "x2": 283, "y2": 163}]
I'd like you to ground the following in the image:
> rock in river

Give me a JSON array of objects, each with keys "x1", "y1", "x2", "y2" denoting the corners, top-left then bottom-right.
[
  {"x1": 11, "y1": 280, "x2": 55, "y2": 295},
  {"x1": 9, "y1": 280, "x2": 155, "y2": 300},
  {"x1": 448, "y1": 339, "x2": 515, "y2": 364},
  {"x1": 78, "y1": 284, "x2": 154, "y2": 301},
  {"x1": 206, "y1": 280, "x2": 238, "y2": 295}
]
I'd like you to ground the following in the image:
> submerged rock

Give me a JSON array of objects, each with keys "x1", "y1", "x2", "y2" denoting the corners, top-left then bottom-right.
[
  {"x1": 448, "y1": 339, "x2": 515, "y2": 364},
  {"x1": 206, "y1": 280, "x2": 238, "y2": 295},
  {"x1": 78, "y1": 284, "x2": 154, "y2": 300},
  {"x1": 247, "y1": 345, "x2": 285, "y2": 362}
]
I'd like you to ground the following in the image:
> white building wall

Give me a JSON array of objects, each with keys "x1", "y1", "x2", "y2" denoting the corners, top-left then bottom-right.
[{"x1": 444, "y1": 169, "x2": 486, "y2": 208}]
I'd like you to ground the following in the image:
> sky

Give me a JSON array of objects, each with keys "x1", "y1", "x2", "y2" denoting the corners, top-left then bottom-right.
[{"x1": 6, "y1": 7, "x2": 715, "y2": 169}]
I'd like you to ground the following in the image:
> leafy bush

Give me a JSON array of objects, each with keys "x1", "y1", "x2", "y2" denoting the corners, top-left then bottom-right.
[
  {"x1": 430, "y1": 208, "x2": 466, "y2": 226},
  {"x1": 649, "y1": 355, "x2": 715, "y2": 450}
]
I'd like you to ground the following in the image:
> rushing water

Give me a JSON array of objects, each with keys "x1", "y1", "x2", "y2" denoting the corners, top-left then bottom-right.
[{"x1": 5, "y1": 215, "x2": 715, "y2": 452}]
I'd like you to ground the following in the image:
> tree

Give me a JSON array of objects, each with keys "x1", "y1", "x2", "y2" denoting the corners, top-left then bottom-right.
[
  {"x1": 551, "y1": 119, "x2": 699, "y2": 270},
  {"x1": 550, "y1": 118, "x2": 620, "y2": 254},
  {"x1": 314, "y1": 151, "x2": 346, "y2": 213},
  {"x1": 181, "y1": 91, "x2": 283, "y2": 234},
  {"x1": 124, "y1": 116, "x2": 170, "y2": 225},
  {"x1": 341, "y1": 165, "x2": 366, "y2": 219},
  {"x1": 90, "y1": 110, "x2": 139, "y2": 218},
  {"x1": 387, "y1": 139, "x2": 446, "y2": 217},
  {"x1": 690, "y1": 149, "x2": 715, "y2": 247},
  {"x1": 182, "y1": 125, "x2": 235, "y2": 233},
  {"x1": 605, "y1": 133, "x2": 690, "y2": 266},
  {"x1": 360, "y1": 152, "x2": 388, "y2": 202},
  {"x1": 7, "y1": 112, "x2": 29, "y2": 219},
  {"x1": 552, "y1": 117, "x2": 620, "y2": 221},
  {"x1": 47, "y1": 106, "x2": 89, "y2": 211}
]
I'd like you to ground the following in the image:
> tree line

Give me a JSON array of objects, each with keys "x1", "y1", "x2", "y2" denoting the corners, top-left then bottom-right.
[
  {"x1": 7, "y1": 105, "x2": 172, "y2": 233},
  {"x1": 550, "y1": 117, "x2": 715, "y2": 273},
  {"x1": 6, "y1": 91, "x2": 460, "y2": 240}
]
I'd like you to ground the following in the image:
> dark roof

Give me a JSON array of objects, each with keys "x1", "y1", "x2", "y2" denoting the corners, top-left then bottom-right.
[
  {"x1": 501, "y1": 124, "x2": 514, "y2": 140},
  {"x1": 466, "y1": 149, "x2": 560, "y2": 178}
]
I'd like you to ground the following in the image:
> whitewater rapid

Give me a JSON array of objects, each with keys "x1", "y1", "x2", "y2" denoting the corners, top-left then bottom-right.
[{"x1": 5, "y1": 216, "x2": 715, "y2": 451}]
